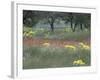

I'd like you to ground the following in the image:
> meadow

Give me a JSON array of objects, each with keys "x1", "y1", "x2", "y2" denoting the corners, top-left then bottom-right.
[{"x1": 23, "y1": 27, "x2": 91, "y2": 69}]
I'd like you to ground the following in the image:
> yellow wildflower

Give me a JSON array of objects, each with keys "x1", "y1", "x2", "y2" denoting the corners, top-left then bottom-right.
[
  {"x1": 65, "y1": 45, "x2": 76, "y2": 50},
  {"x1": 73, "y1": 59, "x2": 85, "y2": 65},
  {"x1": 79, "y1": 42, "x2": 84, "y2": 46},
  {"x1": 82, "y1": 45, "x2": 90, "y2": 50},
  {"x1": 29, "y1": 30, "x2": 36, "y2": 34},
  {"x1": 42, "y1": 42, "x2": 50, "y2": 47},
  {"x1": 79, "y1": 42, "x2": 90, "y2": 50},
  {"x1": 73, "y1": 61, "x2": 77, "y2": 64},
  {"x1": 77, "y1": 60, "x2": 84, "y2": 64}
]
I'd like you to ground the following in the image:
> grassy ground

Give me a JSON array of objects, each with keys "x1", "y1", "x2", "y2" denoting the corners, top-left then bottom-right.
[
  {"x1": 23, "y1": 27, "x2": 90, "y2": 41},
  {"x1": 23, "y1": 27, "x2": 91, "y2": 69},
  {"x1": 23, "y1": 45, "x2": 90, "y2": 69}
]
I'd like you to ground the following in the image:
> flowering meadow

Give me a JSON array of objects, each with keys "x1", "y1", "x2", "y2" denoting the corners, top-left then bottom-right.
[
  {"x1": 23, "y1": 27, "x2": 90, "y2": 69},
  {"x1": 23, "y1": 10, "x2": 91, "y2": 69}
]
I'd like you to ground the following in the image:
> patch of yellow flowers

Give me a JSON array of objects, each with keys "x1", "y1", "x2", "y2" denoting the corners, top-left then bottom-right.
[
  {"x1": 24, "y1": 30, "x2": 37, "y2": 37},
  {"x1": 73, "y1": 59, "x2": 85, "y2": 65},
  {"x1": 42, "y1": 42, "x2": 50, "y2": 47},
  {"x1": 65, "y1": 45, "x2": 76, "y2": 50},
  {"x1": 79, "y1": 42, "x2": 90, "y2": 50}
]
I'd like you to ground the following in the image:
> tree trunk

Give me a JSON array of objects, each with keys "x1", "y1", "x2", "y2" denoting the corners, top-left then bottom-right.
[
  {"x1": 70, "y1": 14, "x2": 74, "y2": 32},
  {"x1": 73, "y1": 23, "x2": 77, "y2": 32},
  {"x1": 50, "y1": 23, "x2": 54, "y2": 32},
  {"x1": 70, "y1": 20, "x2": 74, "y2": 32},
  {"x1": 80, "y1": 23, "x2": 83, "y2": 31}
]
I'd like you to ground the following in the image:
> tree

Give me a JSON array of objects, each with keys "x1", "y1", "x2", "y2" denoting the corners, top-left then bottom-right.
[
  {"x1": 44, "y1": 12, "x2": 56, "y2": 32},
  {"x1": 23, "y1": 10, "x2": 38, "y2": 27},
  {"x1": 73, "y1": 13, "x2": 91, "y2": 31},
  {"x1": 23, "y1": 10, "x2": 91, "y2": 32},
  {"x1": 35, "y1": 11, "x2": 62, "y2": 32},
  {"x1": 62, "y1": 13, "x2": 77, "y2": 32}
]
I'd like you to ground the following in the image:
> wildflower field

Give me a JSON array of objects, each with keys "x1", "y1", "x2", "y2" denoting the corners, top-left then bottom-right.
[
  {"x1": 23, "y1": 27, "x2": 91, "y2": 69},
  {"x1": 23, "y1": 10, "x2": 91, "y2": 69}
]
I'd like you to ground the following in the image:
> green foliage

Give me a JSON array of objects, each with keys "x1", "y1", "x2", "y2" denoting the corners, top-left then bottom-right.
[
  {"x1": 23, "y1": 10, "x2": 91, "y2": 32},
  {"x1": 23, "y1": 10, "x2": 39, "y2": 27}
]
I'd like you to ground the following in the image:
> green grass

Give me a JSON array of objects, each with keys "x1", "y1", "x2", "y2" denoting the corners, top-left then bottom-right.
[
  {"x1": 23, "y1": 45, "x2": 90, "y2": 69},
  {"x1": 23, "y1": 27, "x2": 90, "y2": 41},
  {"x1": 23, "y1": 27, "x2": 90, "y2": 69}
]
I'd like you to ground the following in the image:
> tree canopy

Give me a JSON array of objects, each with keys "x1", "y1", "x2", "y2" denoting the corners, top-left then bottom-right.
[{"x1": 23, "y1": 10, "x2": 91, "y2": 32}]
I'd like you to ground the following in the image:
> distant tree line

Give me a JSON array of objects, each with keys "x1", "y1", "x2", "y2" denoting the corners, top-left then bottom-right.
[{"x1": 23, "y1": 10, "x2": 91, "y2": 32}]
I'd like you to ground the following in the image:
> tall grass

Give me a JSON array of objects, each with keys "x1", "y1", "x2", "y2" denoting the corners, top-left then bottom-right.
[
  {"x1": 23, "y1": 45, "x2": 90, "y2": 69},
  {"x1": 23, "y1": 27, "x2": 90, "y2": 69}
]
